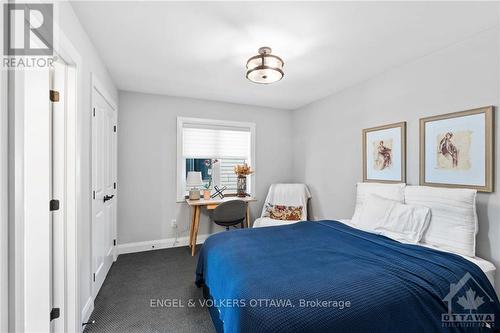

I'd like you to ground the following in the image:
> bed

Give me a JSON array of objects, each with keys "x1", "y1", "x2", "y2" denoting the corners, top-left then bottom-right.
[
  {"x1": 196, "y1": 184, "x2": 500, "y2": 333},
  {"x1": 338, "y1": 219, "x2": 497, "y2": 288},
  {"x1": 196, "y1": 220, "x2": 500, "y2": 333}
]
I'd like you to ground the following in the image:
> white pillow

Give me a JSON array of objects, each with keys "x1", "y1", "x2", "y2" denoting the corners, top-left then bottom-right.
[
  {"x1": 404, "y1": 186, "x2": 477, "y2": 257},
  {"x1": 357, "y1": 194, "x2": 431, "y2": 243},
  {"x1": 351, "y1": 182, "x2": 406, "y2": 225},
  {"x1": 356, "y1": 194, "x2": 394, "y2": 231}
]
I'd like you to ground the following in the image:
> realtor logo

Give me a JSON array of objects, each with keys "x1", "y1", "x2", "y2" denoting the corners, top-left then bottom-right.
[
  {"x1": 442, "y1": 272, "x2": 495, "y2": 328},
  {"x1": 3, "y1": 3, "x2": 53, "y2": 55}
]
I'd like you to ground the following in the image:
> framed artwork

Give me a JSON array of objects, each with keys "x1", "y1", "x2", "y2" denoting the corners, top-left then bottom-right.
[
  {"x1": 419, "y1": 106, "x2": 494, "y2": 192},
  {"x1": 362, "y1": 122, "x2": 406, "y2": 183}
]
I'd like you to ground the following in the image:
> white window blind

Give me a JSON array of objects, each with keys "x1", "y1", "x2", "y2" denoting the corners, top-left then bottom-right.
[
  {"x1": 182, "y1": 126, "x2": 251, "y2": 159},
  {"x1": 220, "y1": 158, "x2": 246, "y2": 191},
  {"x1": 177, "y1": 117, "x2": 255, "y2": 200}
]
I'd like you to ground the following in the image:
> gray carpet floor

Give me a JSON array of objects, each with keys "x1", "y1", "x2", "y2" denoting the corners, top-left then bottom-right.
[{"x1": 83, "y1": 246, "x2": 215, "y2": 333}]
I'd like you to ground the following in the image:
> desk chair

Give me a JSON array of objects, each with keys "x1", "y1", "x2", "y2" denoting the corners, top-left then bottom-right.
[{"x1": 212, "y1": 200, "x2": 247, "y2": 230}]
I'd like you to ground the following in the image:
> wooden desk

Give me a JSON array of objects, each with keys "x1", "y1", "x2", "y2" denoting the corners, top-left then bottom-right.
[{"x1": 186, "y1": 196, "x2": 257, "y2": 256}]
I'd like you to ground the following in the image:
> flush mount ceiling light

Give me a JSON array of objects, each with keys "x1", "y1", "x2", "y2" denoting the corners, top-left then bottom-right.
[{"x1": 246, "y1": 47, "x2": 284, "y2": 84}]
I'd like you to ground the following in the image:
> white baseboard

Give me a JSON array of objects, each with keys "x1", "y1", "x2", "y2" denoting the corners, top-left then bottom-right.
[
  {"x1": 81, "y1": 296, "x2": 94, "y2": 332},
  {"x1": 115, "y1": 234, "x2": 211, "y2": 256}
]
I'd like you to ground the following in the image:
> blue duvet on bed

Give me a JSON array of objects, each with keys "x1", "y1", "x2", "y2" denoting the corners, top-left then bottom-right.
[{"x1": 195, "y1": 220, "x2": 500, "y2": 333}]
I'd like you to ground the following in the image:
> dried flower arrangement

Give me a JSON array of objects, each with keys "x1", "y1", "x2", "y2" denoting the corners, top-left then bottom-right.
[{"x1": 234, "y1": 163, "x2": 254, "y2": 177}]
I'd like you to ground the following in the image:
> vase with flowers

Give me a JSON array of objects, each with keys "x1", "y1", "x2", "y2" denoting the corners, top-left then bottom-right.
[
  {"x1": 203, "y1": 159, "x2": 217, "y2": 199},
  {"x1": 234, "y1": 163, "x2": 254, "y2": 197}
]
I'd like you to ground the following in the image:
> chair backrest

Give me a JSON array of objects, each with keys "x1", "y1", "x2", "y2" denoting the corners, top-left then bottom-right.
[
  {"x1": 213, "y1": 200, "x2": 247, "y2": 223},
  {"x1": 261, "y1": 184, "x2": 311, "y2": 220}
]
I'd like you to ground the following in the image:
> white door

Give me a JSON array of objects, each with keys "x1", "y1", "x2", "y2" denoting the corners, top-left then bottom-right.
[
  {"x1": 22, "y1": 63, "x2": 52, "y2": 333},
  {"x1": 18, "y1": 58, "x2": 74, "y2": 332},
  {"x1": 92, "y1": 85, "x2": 117, "y2": 298},
  {"x1": 50, "y1": 59, "x2": 67, "y2": 333},
  {"x1": 15, "y1": 56, "x2": 73, "y2": 333}
]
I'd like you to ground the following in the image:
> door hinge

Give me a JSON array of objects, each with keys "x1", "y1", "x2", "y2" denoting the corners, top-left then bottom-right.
[
  {"x1": 93, "y1": 108, "x2": 95, "y2": 117},
  {"x1": 113, "y1": 125, "x2": 117, "y2": 133},
  {"x1": 50, "y1": 308, "x2": 60, "y2": 321},
  {"x1": 113, "y1": 182, "x2": 116, "y2": 189},
  {"x1": 49, "y1": 199, "x2": 60, "y2": 211},
  {"x1": 93, "y1": 191, "x2": 95, "y2": 200},
  {"x1": 49, "y1": 90, "x2": 60, "y2": 102},
  {"x1": 93, "y1": 273, "x2": 95, "y2": 282},
  {"x1": 113, "y1": 239, "x2": 116, "y2": 246}
]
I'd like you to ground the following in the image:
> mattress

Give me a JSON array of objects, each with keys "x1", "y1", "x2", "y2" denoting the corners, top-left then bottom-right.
[{"x1": 337, "y1": 218, "x2": 496, "y2": 287}]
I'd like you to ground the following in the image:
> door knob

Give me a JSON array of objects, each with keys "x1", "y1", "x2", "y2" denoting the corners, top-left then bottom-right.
[{"x1": 103, "y1": 195, "x2": 114, "y2": 202}]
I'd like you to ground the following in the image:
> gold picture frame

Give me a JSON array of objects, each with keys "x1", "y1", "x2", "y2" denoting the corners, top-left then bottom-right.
[
  {"x1": 419, "y1": 106, "x2": 494, "y2": 192},
  {"x1": 362, "y1": 122, "x2": 406, "y2": 183}
]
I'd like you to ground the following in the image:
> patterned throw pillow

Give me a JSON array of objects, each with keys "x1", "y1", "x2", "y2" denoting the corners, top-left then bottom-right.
[{"x1": 263, "y1": 203, "x2": 303, "y2": 221}]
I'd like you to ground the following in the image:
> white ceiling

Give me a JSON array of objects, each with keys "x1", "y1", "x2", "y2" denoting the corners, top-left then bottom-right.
[{"x1": 71, "y1": 1, "x2": 499, "y2": 110}]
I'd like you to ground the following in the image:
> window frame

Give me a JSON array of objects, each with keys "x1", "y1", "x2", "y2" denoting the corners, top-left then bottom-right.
[{"x1": 176, "y1": 117, "x2": 256, "y2": 202}]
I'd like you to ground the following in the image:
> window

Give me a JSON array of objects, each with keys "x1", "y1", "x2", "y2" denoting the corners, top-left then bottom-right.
[
  {"x1": 177, "y1": 117, "x2": 255, "y2": 200},
  {"x1": 185, "y1": 158, "x2": 246, "y2": 192}
]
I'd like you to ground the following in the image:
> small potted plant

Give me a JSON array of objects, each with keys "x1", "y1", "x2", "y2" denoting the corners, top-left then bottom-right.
[{"x1": 234, "y1": 163, "x2": 254, "y2": 197}]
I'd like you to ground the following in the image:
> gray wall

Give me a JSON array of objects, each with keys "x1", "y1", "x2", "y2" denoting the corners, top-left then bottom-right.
[
  {"x1": 292, "y1": 27, "x2": 500, "y2": 290},
  {"x1": 117, "y1": 91, "x2": 293, "y2": 244}
]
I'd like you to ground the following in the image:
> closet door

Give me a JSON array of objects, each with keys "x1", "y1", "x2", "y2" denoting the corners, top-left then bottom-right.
[{"x1": 92, "y1": 85, "x2": 117, "y2": 298}]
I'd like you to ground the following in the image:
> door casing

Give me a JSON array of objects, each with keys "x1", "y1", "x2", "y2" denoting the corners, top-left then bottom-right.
[{"x1": 50, "y1": 58, "x2": 77, "y2": 333}]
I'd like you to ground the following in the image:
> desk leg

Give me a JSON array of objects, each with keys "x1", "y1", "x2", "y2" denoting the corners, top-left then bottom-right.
[
  {"x1": 246, "y1": 206, "x2": 250, "y2": 228},
  {"x1": 189, "y1": 206, "x2": 196, "y2": 249},
  {"x1": 191, "y1": 206, "x2": 201, "y2": 256}
]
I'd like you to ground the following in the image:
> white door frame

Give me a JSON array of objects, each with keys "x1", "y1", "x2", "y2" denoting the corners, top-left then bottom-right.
[
  {"x1": 90, "y1": 73, "x2": 118, "y2": 300},
  {"x1": 0, "y1": 45, "x2": 9, "y2": 333},
  {"x1": 50, "y1": 58, "x2": 78, "y2": 333},
  {"x1": 52, "y1": 31, "x2": 81, "y2": 333},
  {"x1": 41, "y1": 15, "x2": 82, "y2": 331},
  {"x1": 0, "y1": 1, "x2": 6, "y2": 328}
]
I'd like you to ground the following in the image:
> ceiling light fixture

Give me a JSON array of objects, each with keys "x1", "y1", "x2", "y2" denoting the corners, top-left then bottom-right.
[{"x1": 246, "y1": 47, "x2": 284, "y2": 84}]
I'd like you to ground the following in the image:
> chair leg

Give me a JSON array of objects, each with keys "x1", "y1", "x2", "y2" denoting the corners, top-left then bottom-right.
[
  {"x1": 226, "y1": 226, "x2": 229, "y2": 231},
  {"x1": 241, "y1": 222, "x2": 244, "y2": 229}
]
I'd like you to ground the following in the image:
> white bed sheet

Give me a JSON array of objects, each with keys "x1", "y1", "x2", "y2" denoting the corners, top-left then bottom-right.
[
  {"x1": 336, "y1": 219, "x2": 496, "y2": 287},
  {"x1": 253, "y1": 217, "x2": 302, "y2": 228}
]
